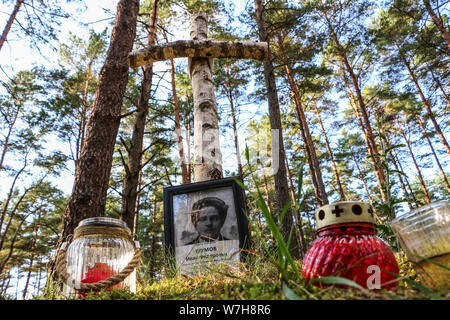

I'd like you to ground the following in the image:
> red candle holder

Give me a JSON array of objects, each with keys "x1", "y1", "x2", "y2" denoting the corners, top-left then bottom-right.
[
  {"x1": 301, "y1": 201, "x2": 399, "y2": 290},
  {"x1": 77, "y1": 262, "x2": 122, "y2": 298}
]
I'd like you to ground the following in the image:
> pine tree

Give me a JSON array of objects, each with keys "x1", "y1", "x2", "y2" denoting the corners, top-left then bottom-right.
[
  {"x1": 253, "y1": 0, "x2": 301, "y2": 258},
  {"x1": 57, "y1": 0, "x2": 140, "y2": 251}
]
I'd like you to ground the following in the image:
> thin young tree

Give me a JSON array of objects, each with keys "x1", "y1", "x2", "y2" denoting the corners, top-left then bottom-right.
[
  {"x1": 254, "y1": 0, "x2": 300, "y2": 258},
  {"x1": 121, "y1": 0, "x2": 159, "y2": 234},
  {"x1": 316, "y1": 1, "x2": 388, "y2": 202},
  {"x1": 161, "y1": 27, "x2": 190, "y2": 184}
]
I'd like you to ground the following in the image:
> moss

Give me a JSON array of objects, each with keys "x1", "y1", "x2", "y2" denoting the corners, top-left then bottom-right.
[{"x1": 34, "y1": 254, "x2": 448, "y2": 300}]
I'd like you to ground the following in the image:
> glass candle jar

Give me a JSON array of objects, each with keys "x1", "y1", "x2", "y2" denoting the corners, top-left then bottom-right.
[
  {"x1": 390, "y1": 201, "x2": 450, "y2": 290},
  {"x1": 64, "y1": 217, "x2": 137, "y2": 297},
  {"x1": 301, "y1": 201, "x2": 399, "y2": 289}
]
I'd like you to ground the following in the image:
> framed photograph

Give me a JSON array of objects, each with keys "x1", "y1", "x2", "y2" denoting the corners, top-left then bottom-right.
[{"x1": 163, "y1": 177, "x2": 250, "y2": 275}]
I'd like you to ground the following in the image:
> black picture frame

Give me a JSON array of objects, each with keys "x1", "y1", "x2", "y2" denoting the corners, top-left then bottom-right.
[{"x1": 163, "y1": 176, "x2": 250, "y2": 274}]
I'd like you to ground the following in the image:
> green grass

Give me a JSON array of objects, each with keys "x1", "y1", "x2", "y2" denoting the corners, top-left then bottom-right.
[{"x1": 32, "y1": 250, "x2": 449, "y2": 300}]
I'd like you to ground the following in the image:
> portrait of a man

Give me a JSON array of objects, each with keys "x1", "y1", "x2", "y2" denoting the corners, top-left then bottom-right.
[
  {"x1": 163, "y1": 177, "x2": 250, "y2": 275},
  {"x1": 185, "y1": 197, "x2": 230, "y2": 245}
]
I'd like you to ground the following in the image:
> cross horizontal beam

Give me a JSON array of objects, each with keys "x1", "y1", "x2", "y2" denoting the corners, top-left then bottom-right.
[{"x1": 129, "y1": 39, "x2": 268, "y2": 68}]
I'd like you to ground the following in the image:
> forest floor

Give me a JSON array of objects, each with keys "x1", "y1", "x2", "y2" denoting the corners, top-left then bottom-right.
[{"x1": 38, "y1": 253, "x2": 449, "y2": 300}]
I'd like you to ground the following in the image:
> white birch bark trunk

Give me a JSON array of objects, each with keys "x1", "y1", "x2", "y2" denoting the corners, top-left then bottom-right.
[{"x1": 189, "y1": 13, "x2": 223, "y2": 182}]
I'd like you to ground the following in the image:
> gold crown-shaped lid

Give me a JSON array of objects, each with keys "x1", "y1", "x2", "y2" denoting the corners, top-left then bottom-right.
[{"x1": 315, "y1": 201, "x2": 375, "y2": 229}]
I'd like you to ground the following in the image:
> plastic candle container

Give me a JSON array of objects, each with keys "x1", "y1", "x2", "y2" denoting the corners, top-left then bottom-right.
[
  {"x1": 390, "y1": 201, "x2": 450, "y2": 290},
  {"x1": 301, "y1": 201, "x2": 399, "y2": 289},
  {"x1": 64, "y1": 217, "x2": 137, "y2": 297}
]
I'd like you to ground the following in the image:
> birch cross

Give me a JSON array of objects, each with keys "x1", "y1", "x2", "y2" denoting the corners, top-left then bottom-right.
[{"x1": 129, "y1": 13, "x2": 268, "y2": 182}]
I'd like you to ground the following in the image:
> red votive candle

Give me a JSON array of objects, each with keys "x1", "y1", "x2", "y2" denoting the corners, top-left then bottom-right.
[
  {"x1": 301, "y1": 201, "x2": 399, "y2": 289},
  {"x1": 77, "y1": 262, "x2": 120, "y2": 297}
]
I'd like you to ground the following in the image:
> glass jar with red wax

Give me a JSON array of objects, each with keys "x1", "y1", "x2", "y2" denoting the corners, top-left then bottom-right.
[
  {"x1": 64, "y1": 217, "x2": 136, "y2": 297},
  {"x1": 301, "y1": 201, "x2": 399, "y2": 289}
]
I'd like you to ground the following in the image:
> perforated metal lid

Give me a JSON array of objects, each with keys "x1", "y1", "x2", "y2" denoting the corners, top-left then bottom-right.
[{"x1": 315, "y1": 201, "x2": 375, "y2": 230}]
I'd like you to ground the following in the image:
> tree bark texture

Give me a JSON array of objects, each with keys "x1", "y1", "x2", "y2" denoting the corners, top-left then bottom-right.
[
  {"x1": 121, "y1": 0, "x2": 159, "y2": 233},
  {"x1": 190, "y1": 13, "x2": 223, "y2": 182},
  {"x1": 60, "y1": 0, "x2": 139, "y2": 242},
  {"x1": 254, "y1": 0, "x2": 300, "y2": 259},
  {"x1": 129, "y1": 40, "x2": 268, "y2": 68}
]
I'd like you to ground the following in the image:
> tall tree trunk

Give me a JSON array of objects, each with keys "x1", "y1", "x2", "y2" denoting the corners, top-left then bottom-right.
[
  {"x1": 396, "y1": 119, "x2": 431, "y2": 204},
  {"x1": 283, "y1": 62, "x2": 328, "y2": 206},
  {"x1": 423, "y1": 0, "x2": 450, "y2": 48},
  {"x1": 401, "y1": 54, "x2": 450, "y2": 156},
  {"x1": 258, "y1": 156, "x2": 274, "y2": 216},
  {"x1": 149, "y1": 195, "x2": 158, "y2": 278},
  {"x1": 293, "y1": 127, "x2": 322, "y2": 205},
  {"x1": 313, "y1": 104, "x2": 346, "y2": 201},
  {"x1": 185, "y1": 118, "x2": 192, "y2": 183},
  {"x1": 0, "y1": 0, "x2": 24, "y2": 52},
  {"x1": 224, "y1": 70, "x2": 243, "y2": 178},
  {"x1": 341, "y1": 60, "x2": 389, "y2": 202},
  {"x1": 275, "y1": 33, "x2": 327, "y2": 205},
  {"x1": 162, "y1": 28, "x2": 190, "y2": 184},
  {"x1": 58, "y1": 0, "x2": 139, "y2": 244},
  {"x1": 75, "y1": 61, "x2": 94, "y2": 171},
  {"x1": 322, "y1": 10, "x2": 387, "y2": 202},
  {"x1": 254, "y1": 0, "x2": 300, "y2": 259},
  {"x1": 285, "y1": 156, "x2": 297, "y2": 207},
  {"x1": 190, "y1": 13, "x2": 223, "y2": 182},
  {"x1": 223, "y1": 67, "x2": 252, "y2": 216},
  {"x1": 120, "y1": 0, "x2": 158, "y2": 233},
  {"x1": 416, "y1": 115, "x2": 450, "y2": 193},
  {"x1": 35, "y1": 264, "x2": 42, "y2": 296}
]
